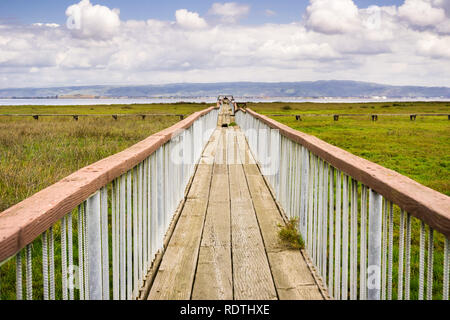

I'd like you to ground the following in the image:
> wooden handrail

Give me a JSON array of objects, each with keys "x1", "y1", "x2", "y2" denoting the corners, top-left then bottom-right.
[
  {"x1": 244, "y1": 108, "x2": 450, "y2": 237},
  {"x1": 0, "y1": 106, "x2": 217, "y2": 262}
]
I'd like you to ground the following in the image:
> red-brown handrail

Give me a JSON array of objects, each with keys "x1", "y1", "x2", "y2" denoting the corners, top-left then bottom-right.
[
  {"x1": 244, "y1": 108, "x2": 450, "y2": 238},
  {"x1": 0, "y1": 107, "x2": 217, "y2": 262}
]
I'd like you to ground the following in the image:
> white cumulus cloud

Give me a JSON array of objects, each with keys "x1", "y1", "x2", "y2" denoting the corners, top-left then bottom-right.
[
  {"x1": 66, "y1": 0, "x2": 121, "y2": 39},
  {"x1": 305, "y1": 0, "x2": 361, "y2": 34},
  {"x1": 209, "y1": 2, "x2": 250, "y2": 23},
  {"x1": 398, "y1": 0, "x2": 446, "y2": 27},
  {"x1": 175, "y1": 9, "x2": 208, "y2": 29}
]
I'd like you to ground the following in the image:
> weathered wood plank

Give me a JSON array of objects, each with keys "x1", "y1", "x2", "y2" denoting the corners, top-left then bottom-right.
[
  {"x1": 236, "y1": 128, "x2": 256, "y2": 166},
  {"x1": 236, "y1": 131, "x2": 323, "y2": 300},
  {"x1": 199, "y1": 129, "x2": 221, "y2": 165},
  {"x1": 229, "y1": 146, "x2": 277, "y2": 300},
  {"x1": 192, "y1": 198, "x2": 232, "y2": 300},
  {"x1": 186, "y1": 164, "x2": 214, "y2": 200},
  {"x1": 213, "y1": 128, "x2": 227, "y2": 173},
  {"x1": 148, "y1": 163, "x2": 213, "y2": 300},
  {"x1": 192, "y1": 130, "x2": 233, "y2": 300}
]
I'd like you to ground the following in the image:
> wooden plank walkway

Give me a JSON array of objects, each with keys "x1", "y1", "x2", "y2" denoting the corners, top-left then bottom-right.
[{"x1": 148, "y1": 106, "x2": 324, "y2": 300}]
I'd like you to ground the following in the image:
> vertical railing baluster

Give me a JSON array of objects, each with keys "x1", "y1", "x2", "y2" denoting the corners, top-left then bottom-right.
[
  {"x1": 368, "y1": 189, "x2": 382, "y2": 300},
  {"x1": 148, "y1": 155, "x2": 152, "y2": 269},
  {"x1": 138, "y1": 162, "x2": 143, "y2": 287},
  {"x1": 290, "y1": 141, "x2": 296, "y2": 219},
  {"x1": 300, "y1": 146, "x2": 309, "y2": 240},
  {"x1": 127, "y1": 171, "x2": 132, "y2": 300},
  {"x1": 334, "y1": 170, "x2": 341, "y2": 299},
  {"x1": 16, "y1": 251, "x2": 23, "y2": 300},
  {"x1": 157, "y1": 148, "x2": 164, "y2": 252},
  {"x1": 42, "y1": 231, "x2": 49, "y2": 300},
  {"x1": 25, "y1": 244, "x2": 32, "y2": 300},
  {"x1": 328, "y1": 167, "x2": 334, "y2": 298},
  {"x1": 49, "y1": 226, "x2": 55, "y2": 300},
  {"x1": 381, "y1": 199, "x2": 387, "y2": 300},
  {"x1": 61, "y1": 216, "x2": 68, "y2": 300},
  {"x1": 427, "y1": 227, "x2": 434, "y2": 300},
  {"x1": 322, "y1": 163, "x2": 328, "y2": 284},
  {"x1": 112, "y1": 180, "x2": 118, "y2": 300},
  {"x1": 292, "y1": 141, "x2": 297, "y2": 219},
  {"x1": 342, "y1": 175, "x2": 349, "y2": 300},
  {"x1": 68, "y1": 212, "x2": 74, "y2": 300},
  {"x1": 143, "y1": 159, "x2": 148, "y2": 275},
  {"x1": 78, "y1": 205, "x2": 84, "y2": 300},
  {"x1": 317, "y1": 159, "x2": 323, "y2": 272},
  {"x1": 279, "y1": 136, "x2": 285, "y2": 209},
  {"x1": 360, "y1": 185, "x2": 368, "y2": 300},
  {"x1": 120, "y1": 174, "x2": 126, "y2": 300},
  {"x1": 307, "y1": 152, "x2": 314, "y2": 254},
  {"x1": 133, "y1": 167, "x2": 138, "y2": 298},
  {"x1": 273, "y1": 129, "x2": 281, "y2": 202},
  {"x1": 405, "y1": 213, "x2": 411, "y2": 300},
  {"x1": 444, "y1": 237, "x2": 449, "y2": 300},
  {"x1": 419, "y1": 221, "x2": 425, "y2": 300},
  {"x1": 101, "y1": 187, "x2": 109, "y2": 300},
  {"x1": 83, "y1": 202, "x2": 89, "y2": 300},
  {"x1": 398, "y1": 210, "x2": 405, "y2": 300},
  {"x1": 295, "y1": 143, "x2": 301, "y2": 225},
  {"x1": 152, "y1": 153, "x2": 158, "y2": 257},
  {"x1": 87, "y1": 192, "x2": 102, "y2": 300},
  {"x1": 387, "y1": 202, "x2": 393, "y2": 300},
  {"x1": 164, "y1": 143, "x2": 169, "y2": 231},
  {"x1": 278, "y1": 137, "x2": 285, "y2": 202},
  {"x1": 349, "y1": 179, "x2": 357, "y2": 300},
  {"x1": 313, "y1": 156, "x2": 319, "y2": 265}
]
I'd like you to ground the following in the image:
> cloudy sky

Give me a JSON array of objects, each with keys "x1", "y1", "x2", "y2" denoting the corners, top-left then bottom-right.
[{"x1": 0, "y1": 0, "x2": 449, "y2": 88}]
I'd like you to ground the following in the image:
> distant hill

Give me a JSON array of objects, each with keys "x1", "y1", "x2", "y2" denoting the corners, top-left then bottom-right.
[{"x1": 0, "y1": 80, "x2": 449, "y2": 98}]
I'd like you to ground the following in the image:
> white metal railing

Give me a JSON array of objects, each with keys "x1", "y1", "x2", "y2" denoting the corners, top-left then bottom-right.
[
  {"x1": 236, "y1": 108, "x2": 449, "y2": 300},
  {"x1": 0, "y1": 107, "x2": 218, "y2": 300}
]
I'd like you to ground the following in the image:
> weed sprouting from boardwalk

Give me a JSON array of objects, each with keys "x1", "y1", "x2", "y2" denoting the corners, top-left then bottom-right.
[{"x1": 278, "y1": 217, "x2": 305, "y2": 250}]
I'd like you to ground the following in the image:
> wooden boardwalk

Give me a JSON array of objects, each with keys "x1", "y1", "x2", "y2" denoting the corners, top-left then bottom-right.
[{"x1": 148, "y1": 106, "x2": 324, "y2": 300}]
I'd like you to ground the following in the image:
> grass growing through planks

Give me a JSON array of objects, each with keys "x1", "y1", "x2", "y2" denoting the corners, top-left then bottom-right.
[{"x1": 278, "y1": 217, "x2": 305, "y2": 250}]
